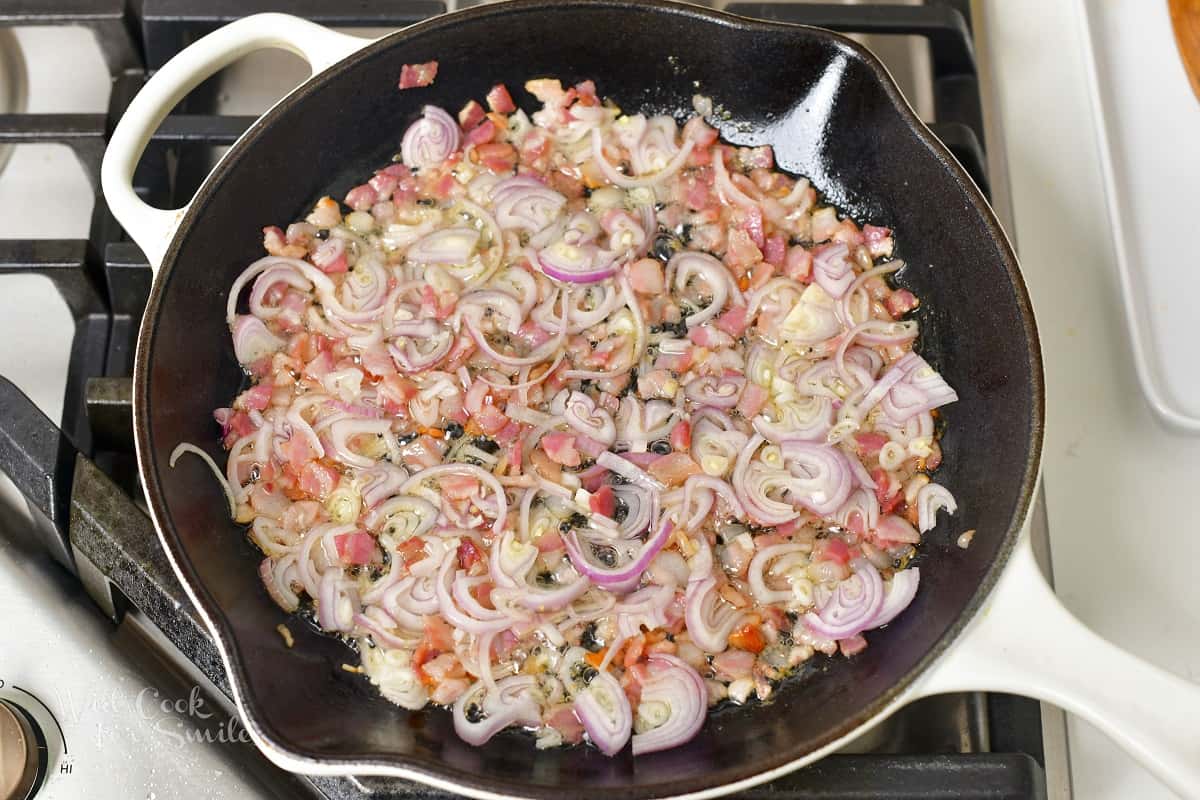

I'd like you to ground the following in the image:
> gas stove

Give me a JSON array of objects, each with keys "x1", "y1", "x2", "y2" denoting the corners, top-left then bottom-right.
[{"x1": 0, "y1": 2, "x2": 1065, "y2": 798}]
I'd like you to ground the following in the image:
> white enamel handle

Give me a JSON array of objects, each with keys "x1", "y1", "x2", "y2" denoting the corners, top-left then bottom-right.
[
  {"x1": 100, "y1": 14, "x2": 371, "y2": 271},
  {"x1": 913, "y1": 533, "x2": 1200, "y2": 798}
]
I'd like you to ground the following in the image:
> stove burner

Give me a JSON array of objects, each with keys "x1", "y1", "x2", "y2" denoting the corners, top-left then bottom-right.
[{"x1": 0, "y1": 2, "x2": 1052, "y2": 798}]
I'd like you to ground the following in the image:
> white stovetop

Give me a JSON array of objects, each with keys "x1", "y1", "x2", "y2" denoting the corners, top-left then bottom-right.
[
  {"x1": 0, "y1": 26, "x2": 264, "y2": 800},
  {"x1": 0, "y1": 2, "x2": 1195, "y2": 798}
]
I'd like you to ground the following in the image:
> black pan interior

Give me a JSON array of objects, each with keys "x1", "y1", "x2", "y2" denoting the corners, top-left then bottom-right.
[{"x1": 135, "y1": 1, "x2": 1042, "y2": 797}]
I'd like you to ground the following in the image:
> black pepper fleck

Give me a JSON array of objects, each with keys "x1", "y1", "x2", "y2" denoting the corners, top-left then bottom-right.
[
  {"x1": 571, "y1": 662, "x2": 599, "y2": 685},
  {"x1": 580, "y1": 623, "x2": 604, "y2": 653},
  {"x1": 650, "y1": 320, "x2": 688, "y2": 337},
  {"x1": 612, "y1": 496, "x2": 629, "y2": 524},
  {"x1": 591, "y1": 542, "x2": 618, "y2": 568},
  {"x1": 651, "y1": 234, "x2": 679, "y2": 262},
  {"x1": 472, "y1": 437, "x2": 500, "y2": 454}
]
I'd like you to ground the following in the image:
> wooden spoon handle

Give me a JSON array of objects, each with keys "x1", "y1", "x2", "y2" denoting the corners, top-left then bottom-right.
[{"x1": 1169, "y1": 0, "x2": 1200, "y2": 101}]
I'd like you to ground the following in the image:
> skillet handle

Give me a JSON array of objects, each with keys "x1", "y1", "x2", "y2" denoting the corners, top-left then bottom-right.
[
  {"x1": 912, "y1": 532, "x2": 1200, "y2": 797},
  {"x1": 100, "y1": 14, "x2": 372, "y2": 271}
]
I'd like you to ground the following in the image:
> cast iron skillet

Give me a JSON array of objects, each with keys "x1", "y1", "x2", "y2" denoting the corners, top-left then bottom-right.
[{"x1": 110, "y1": 1, "x2": 1047, "y2": 796}]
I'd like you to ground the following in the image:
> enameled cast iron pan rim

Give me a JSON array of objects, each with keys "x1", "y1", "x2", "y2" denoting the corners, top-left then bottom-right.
[{"x1": 131, "y1": 0, "x2": 1045, "y2": 796}]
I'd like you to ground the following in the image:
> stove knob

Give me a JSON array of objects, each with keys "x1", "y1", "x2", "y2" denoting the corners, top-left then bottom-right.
[{"x1": 0, "y1": 698, "x2": 47, "y2": 799}]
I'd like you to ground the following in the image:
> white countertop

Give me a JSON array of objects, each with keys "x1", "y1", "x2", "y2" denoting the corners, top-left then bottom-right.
[{"x1": 985, "y1": 1, "x2": 1200, "y2": 797}]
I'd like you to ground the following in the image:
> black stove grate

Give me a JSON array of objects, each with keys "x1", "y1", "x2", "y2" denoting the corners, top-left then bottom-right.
[{"x1": 0, "y1": 2, "x2": 1046, "y2": 798}]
